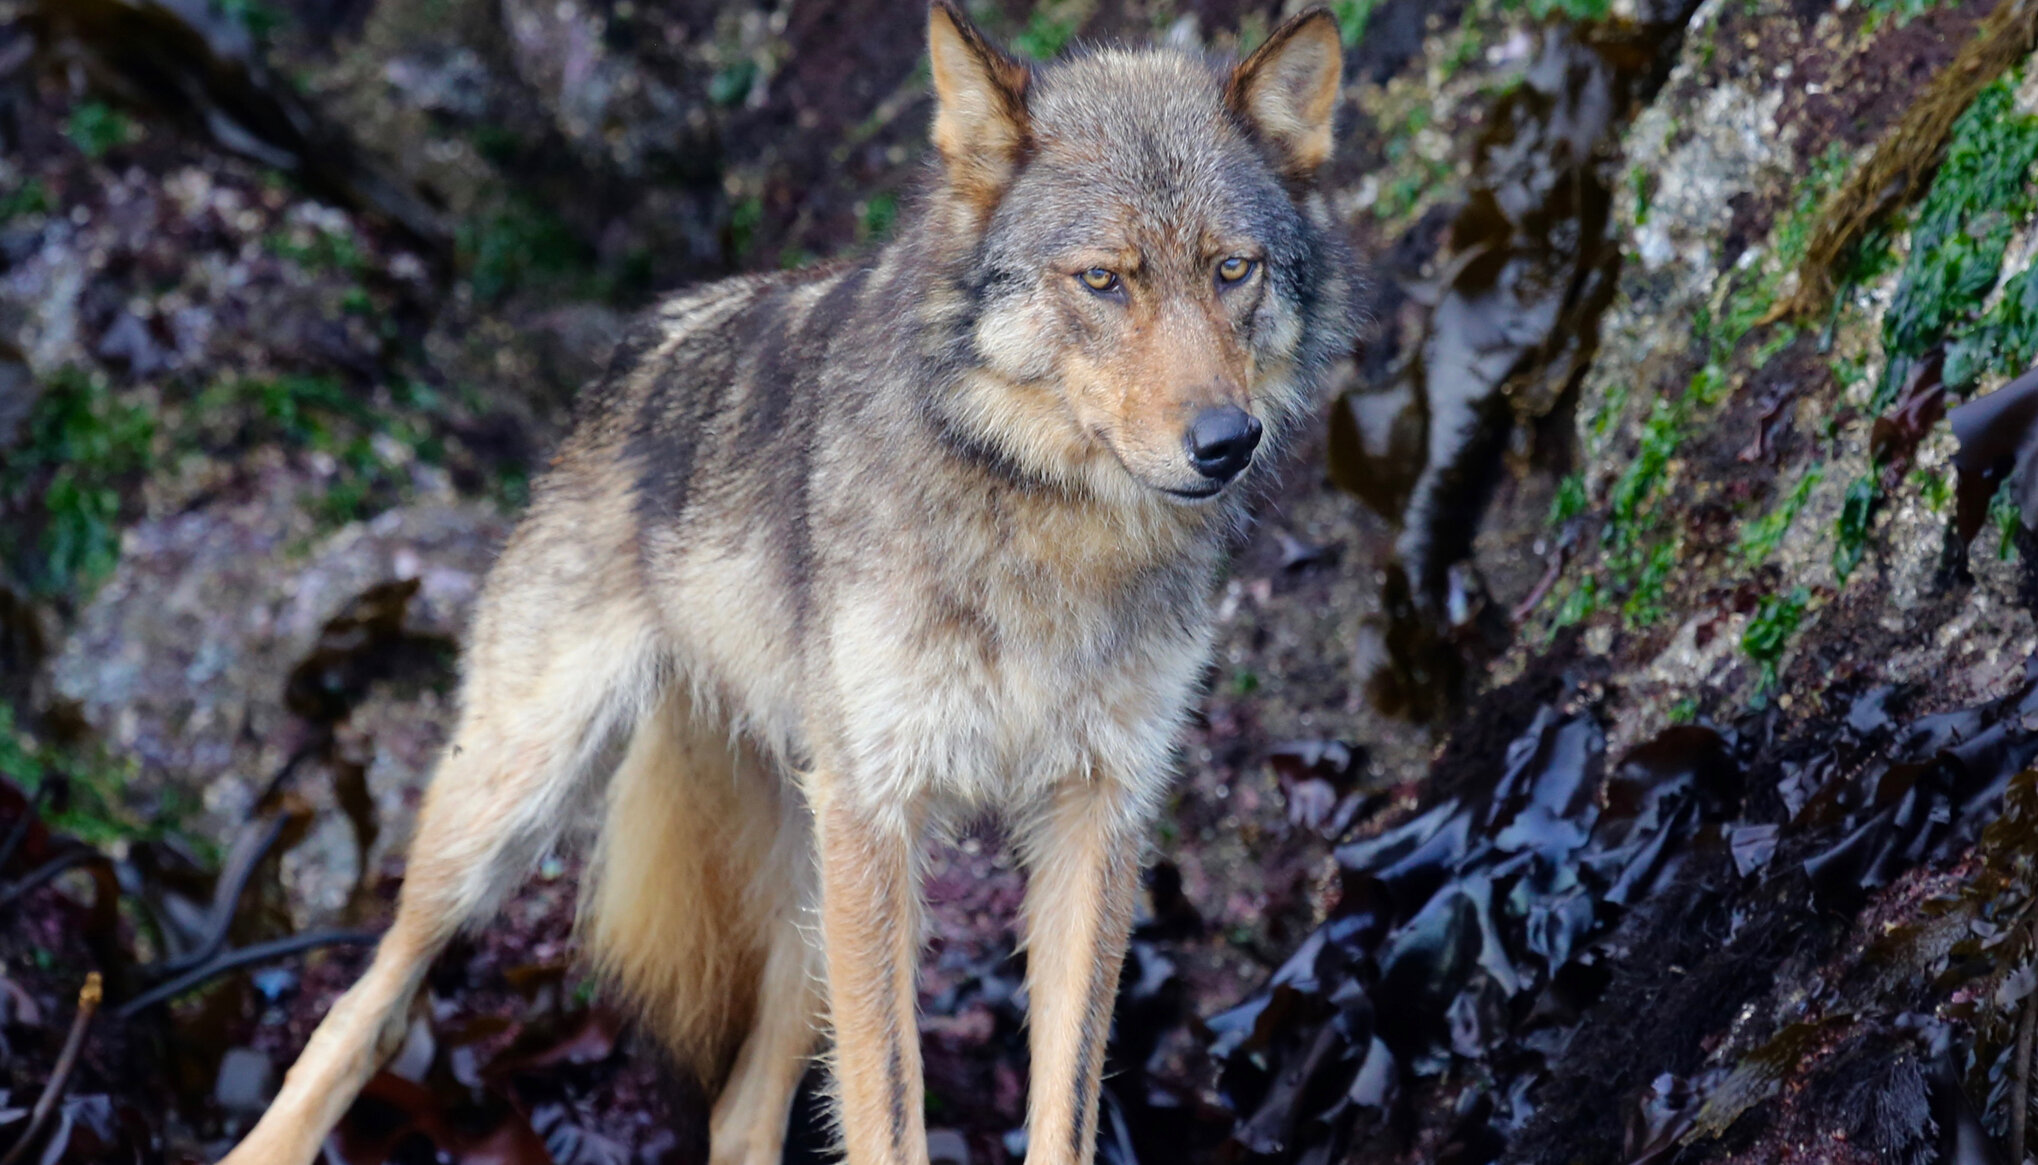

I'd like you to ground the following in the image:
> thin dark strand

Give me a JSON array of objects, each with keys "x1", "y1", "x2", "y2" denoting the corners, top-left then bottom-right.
[
  {"x1": 153, "y1": 812, "x2": 292, "y2": 976},
  {"x1": 2015, "y1": 950, "x2": 2037, "y2": 1163},
  {"x1": 0, "y1": 847, "x2": 110, "y2": 911},
  {"x1": 116, "y1": 929, "x2": 380, "y2": 1019},
  {"x1": 0, "y1": 780, "x2": 52, "y2": 874}
]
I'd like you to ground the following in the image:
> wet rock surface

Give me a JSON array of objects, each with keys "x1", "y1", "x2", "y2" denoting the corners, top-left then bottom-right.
[{"x1": 6, "y1": 0, "x2": 2038, "y2": 1163}]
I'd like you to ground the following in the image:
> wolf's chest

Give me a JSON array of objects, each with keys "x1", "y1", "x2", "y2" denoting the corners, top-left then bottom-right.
[{"x1": 825, "y1": 562, "x2": 1213, "y2": 807}]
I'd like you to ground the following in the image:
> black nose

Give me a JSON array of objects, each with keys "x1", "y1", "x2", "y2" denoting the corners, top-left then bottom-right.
[{"x1": 1185, "y1": 405, "x2": 1263, "y2": 482}]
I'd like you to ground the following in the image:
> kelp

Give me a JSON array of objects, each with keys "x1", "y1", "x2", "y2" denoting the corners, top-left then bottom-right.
[
  {"x1": 1330, "y1": 0, "x2": 1703, "y2": 719},
  {"x1": 1207, "y1": 662, "x2": 2038, "y2": 1163},
  {"x1": 1950, "y1": 368, "x2": 2038, "y2": 547}
]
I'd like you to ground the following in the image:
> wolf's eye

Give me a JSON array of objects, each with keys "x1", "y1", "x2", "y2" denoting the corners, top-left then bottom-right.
[
  {"x1": 1217, "y1": 256, "x2": 1256, "y2": 285},
  {"x1": 1079, "y1": 268, "x2": 1120, "y2": 293}
]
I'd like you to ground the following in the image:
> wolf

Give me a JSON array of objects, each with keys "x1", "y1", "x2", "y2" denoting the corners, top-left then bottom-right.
[{"x1": 218, "y1": 5, "x2": 1358, "y2": 1163}]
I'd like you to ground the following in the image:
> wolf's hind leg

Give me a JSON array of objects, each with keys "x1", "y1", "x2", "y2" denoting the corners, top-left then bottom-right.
[
  {"x1": 583, "y1": 692, "x2": 824, "y2": 1164},
  {"x1": 708, "y1": 903, "x2": 826, "y2": 1165},
  {"x1": 219, "y1": 565, "x2": 665, "y2": 1165}
]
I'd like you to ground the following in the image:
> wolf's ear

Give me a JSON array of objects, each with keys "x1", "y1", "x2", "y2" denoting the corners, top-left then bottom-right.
[
  {"x1": 1226, "y1": 7, "x2": 1343, "y2": 180},
  {"x1": 929, "y1": 1, "x2": 1031, "y2": 206}
]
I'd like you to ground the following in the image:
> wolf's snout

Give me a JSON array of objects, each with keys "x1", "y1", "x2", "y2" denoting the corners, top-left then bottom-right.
[{"x1": 1185, "y1": 405, "x2": 1263, "y2": 482}]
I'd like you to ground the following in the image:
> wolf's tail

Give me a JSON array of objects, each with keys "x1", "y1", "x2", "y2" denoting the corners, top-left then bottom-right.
[{"x1": 580, "y1": 686, "x2": 808, "y2": 1085}]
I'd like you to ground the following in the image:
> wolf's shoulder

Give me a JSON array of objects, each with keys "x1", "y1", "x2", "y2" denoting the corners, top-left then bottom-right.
[{"x1": 570, "y1": 262, "x2": 863, "y2": 435}]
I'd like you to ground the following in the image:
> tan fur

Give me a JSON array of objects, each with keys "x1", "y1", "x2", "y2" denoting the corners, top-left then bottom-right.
[
  {"x1": 219, "y1": 7, "x2": 1355, "y2": 1165},
  {"x1": 709, "y1": 918, "x2": 825, "y2": 1165},
  {"x1": 929, "y1": 3, "x2": 1032, "y2": 213},
  {"x1": 584, "y1": 686, "x2": 803, "y2": 1083},
  {"x1": 1226, "y1": 9, "x2": 1345, "y2": 178},
  {"x1": 812, "y1": 790, "x2": 931, "y2": 1164},
  {"x1": 1017, "y1": 782, "x2": 1145, "y2": 1165}
]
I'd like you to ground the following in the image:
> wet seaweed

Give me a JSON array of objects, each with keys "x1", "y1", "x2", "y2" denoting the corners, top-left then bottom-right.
[
  {"x1": 1949, "y1": 367, "x2": 2038, "y2": 547},
  {"x1": 1205, "y1": 680, "x2": 1743, "y2": 1160},
  {"x1": 1207, "y1": 655, "x2": 2038, "y2": 1164},
  {"x1": 1330, "y1": 1, "x2": 1702, "y2": 720}
]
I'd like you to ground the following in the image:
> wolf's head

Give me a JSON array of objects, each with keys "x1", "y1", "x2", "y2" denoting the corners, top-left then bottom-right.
[{"x1": 920, "y1": 3, "x2": 1359, "y2": 508}]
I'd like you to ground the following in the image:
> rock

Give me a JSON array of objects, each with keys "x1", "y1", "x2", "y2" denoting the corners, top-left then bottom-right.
[
  {"x1": 926, "y1": 1128, "x2": 970, "y2": 1165},
  {"x1": 52, "y1": 487, "x2": 508, "y2": 918},
  {"x1": 212, "y1": 1047, "x2": 275, "y2": 1114}
]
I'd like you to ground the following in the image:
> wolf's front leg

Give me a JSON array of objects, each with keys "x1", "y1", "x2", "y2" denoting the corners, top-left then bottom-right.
[
  {"x1": 812, "y1": 781, "x2": 930, "y2": 1165},
  {"x1": 1018, "y1": 779, "x2": 1147, "y2": 1165}
]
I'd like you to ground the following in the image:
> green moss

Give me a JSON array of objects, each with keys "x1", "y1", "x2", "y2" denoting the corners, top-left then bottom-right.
[
  {"x1": 0, "y1": 179, "x2": 50, "y2": 220},
  {"x1": 1619, "y1": 538, "x2": 1679, "y2": 627},
  {"x1": 1689, "y1": 144, "x2": 1853, "y2": 408},
  {"x1": 727, "y1": 194, "x2": 765, "y2": 263},
  {"x1": 1910, "y1": 468, "x2": 1954, "y2": 513},
  {"x1": 1, "y1": 368, "x2": 155, "y2": 597},
  {"x1": 1629, "y1": 165, "x2": 1653, "y2": 227},
  {"x1": 1742, "y1": 586, "x2": 1810, "y2": 691},
  {"x1": 458, "y1": 198, "x2": 591, "y2": 303},
  {"x1": 1833, "y1": 472, "x2": 1877, "y2": 582},
  {"x1": 1666, "y1": 696, "x2": 1699, "y2": 724},
  {"x1": 217, "y1": 0, "x2": 285, "y2": 38},
  {"x1": 1376, "y1": 159, "x2": 1455, "y2": 222},
  {"x1": 64, "y1": 101, "x2": 138, "y2": 159},
  {"x1": 1373, "y1": 106, "x2": 1455, "y2": 224},
  {"x1": 1438, "y1": 6, "x2": 1489, "y2": 81},
  {"x1": 1549, "y1": 472, "x2": 1587, "y2": 525},
  {"x1": 471, "y1": 124, "x2": 522, "y2": 166},
  {"x1": 1501, "y1": 0, "x2": 1611, "y2": 20},
  {"x1": 200, "y1": 372, "x2": 367, "y2": 442},
  {"x1": 1874, "y1": 78, "x2": 2038, "y2": 411},
  {"x1": 1328, "y1": 0, "x2": 1380, "y2": 45},
  {"x1": 1838, "y1": 220, "x2": 1902, "y2": 289},
  {"x1": 1550, "y1": 576, "x2": 1600, "y2": 631},
  {"x1": 1014, "y1": 9, "x2": 1079, "y2": 60},
  {"x1": 1860, "y1": 0, "x2": 1961, "y2": 28},
  {"x1": 194, "y1": 374, "x2": 435, "y2": 528},
  {"x1": 708, "y1": 60, "x2": 758, "y2": 106},
  {"x1": 1539, "y1": 119, "x2": 1867, "y2": 636},
  {"x1": 1990, "y1": 477, "x2": 2023, "y2": 561},
  {"x1": 1945, "y1": 264, "x2": 2038, "y2": 393},
  {"x1": 1738, "y1": 464, "x2": 1823, "y2": 567},
  {"x1": 0, "y1": 705, "x2": 210, "y2": 854},
  {"x1": 1235, "y1": 13, "x2": 1269, "y2": 54},
  {"x1": 1583, "y1": 392, "x2": 1696, "y2": 628},
  {"x1": 1587, "y1": 381, "x2": 1631, "y2": 449},
  {"x1": 0, "y1": 707, "x2": 37, "y2": 792},
  {"x1": 1830, "y1": 352, "x2": 1868, "y2": 395},
  {"x1": 1563, "y1": 146, "x2": 1858, "y2": 626},
  {"x1": 1687, "y1": 360, "x2": 1731, "y2": 408},
  {"x1": 267, "y1": 224, "x2": 366, "y2": 275},
  {"x1": 1751, "y1": 324, "x2": 1798, "y2": 370},
  {"x1": 1607, "y1": 397, "x2": 1681, "y2": 552},
  {"x1": 858, "y1": 191, "x2": 899, "y2": 243}
]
